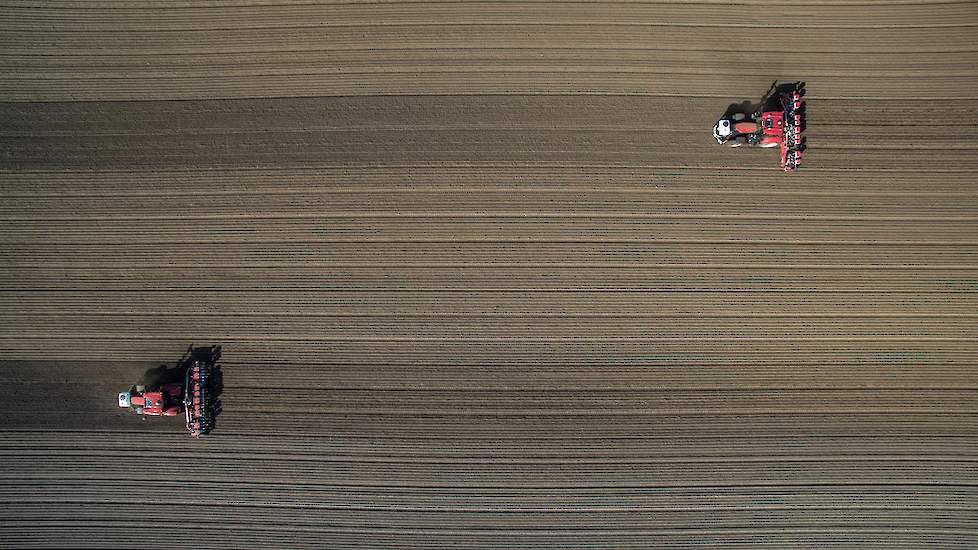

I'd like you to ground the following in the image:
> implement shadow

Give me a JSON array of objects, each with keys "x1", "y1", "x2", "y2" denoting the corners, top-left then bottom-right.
[{"x1": 140, "y1": 345, "x2": 224, "y2": 434}]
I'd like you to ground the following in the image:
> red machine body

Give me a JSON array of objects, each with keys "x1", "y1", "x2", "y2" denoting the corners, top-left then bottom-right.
[
  {"x1": 734, "y1": 119, "x2": 781, "y2": 147},
  {"x1": 714, "y1": 82, "x2": 806, "y2": 172},
  {"x1": 759, "y1": 91, "x2": 805, "y2": 172},
  {"x1": 129, "y1": 385, "x2": 183, "y2": 416},
  {"x1": 759, "y1": 111, "x2": 783, "y2": 136},
  {"x1": 117, "y1": 346, "x2": 220, "y2": 438}
]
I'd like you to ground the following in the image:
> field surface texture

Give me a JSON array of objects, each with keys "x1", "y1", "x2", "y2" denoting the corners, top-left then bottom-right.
[{"x1": 1, "y1": 0, "x2": 978, "y2": 548}]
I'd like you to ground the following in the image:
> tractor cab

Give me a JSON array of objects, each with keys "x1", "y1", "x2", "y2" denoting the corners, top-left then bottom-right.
[
  {"x1": 760, "y1": 110, "x2": 784, "y2": 134},
  {"x1": 136, "y1": 391, "x2": 167, "y2": 415}
]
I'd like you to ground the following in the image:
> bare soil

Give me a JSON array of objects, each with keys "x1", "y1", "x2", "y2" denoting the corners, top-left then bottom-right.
[{"x1": 1, "y1": 2, "x2": 977, "y2": 548}]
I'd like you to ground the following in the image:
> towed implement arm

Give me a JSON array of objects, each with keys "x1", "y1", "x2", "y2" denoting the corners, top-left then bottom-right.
[
  {"x1": 184, "y1": 359, "x2": 216, "y2": 438},
  {"x1": 780, "y1": 89, "x2": 804, "y2": 172}
]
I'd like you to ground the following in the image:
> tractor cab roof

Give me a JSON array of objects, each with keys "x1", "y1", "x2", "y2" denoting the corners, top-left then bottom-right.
[{"x1": 139, "y1": 392, "x2": 168, "y2": 415}]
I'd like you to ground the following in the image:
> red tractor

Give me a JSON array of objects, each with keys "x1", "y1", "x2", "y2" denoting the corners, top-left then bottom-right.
[
  {"x1": 118, "y1": 346, "x2": 219, "y2": 438},
  {"x1": 118, "y1": 382, "x2": 183, "y2": 416},
  {"x1": 713, "y1": 81, "x2": 806, "y2": 172}
]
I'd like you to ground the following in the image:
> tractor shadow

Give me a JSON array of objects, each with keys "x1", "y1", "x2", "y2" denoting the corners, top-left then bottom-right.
[
  {"x1": 722, "y1": 99, "x2": 759, "y2": 121},
  {"x1": 141, "y1": 345, "x2": 224, "y2": 433},
  {"x1": 722, "y1": 81, "x2": 806, "y2": 121}
]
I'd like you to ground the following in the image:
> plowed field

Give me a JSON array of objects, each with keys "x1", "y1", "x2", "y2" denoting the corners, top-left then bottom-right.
[{"x1": 2, "y1": 1, "x2": 977, "y2": 548}]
